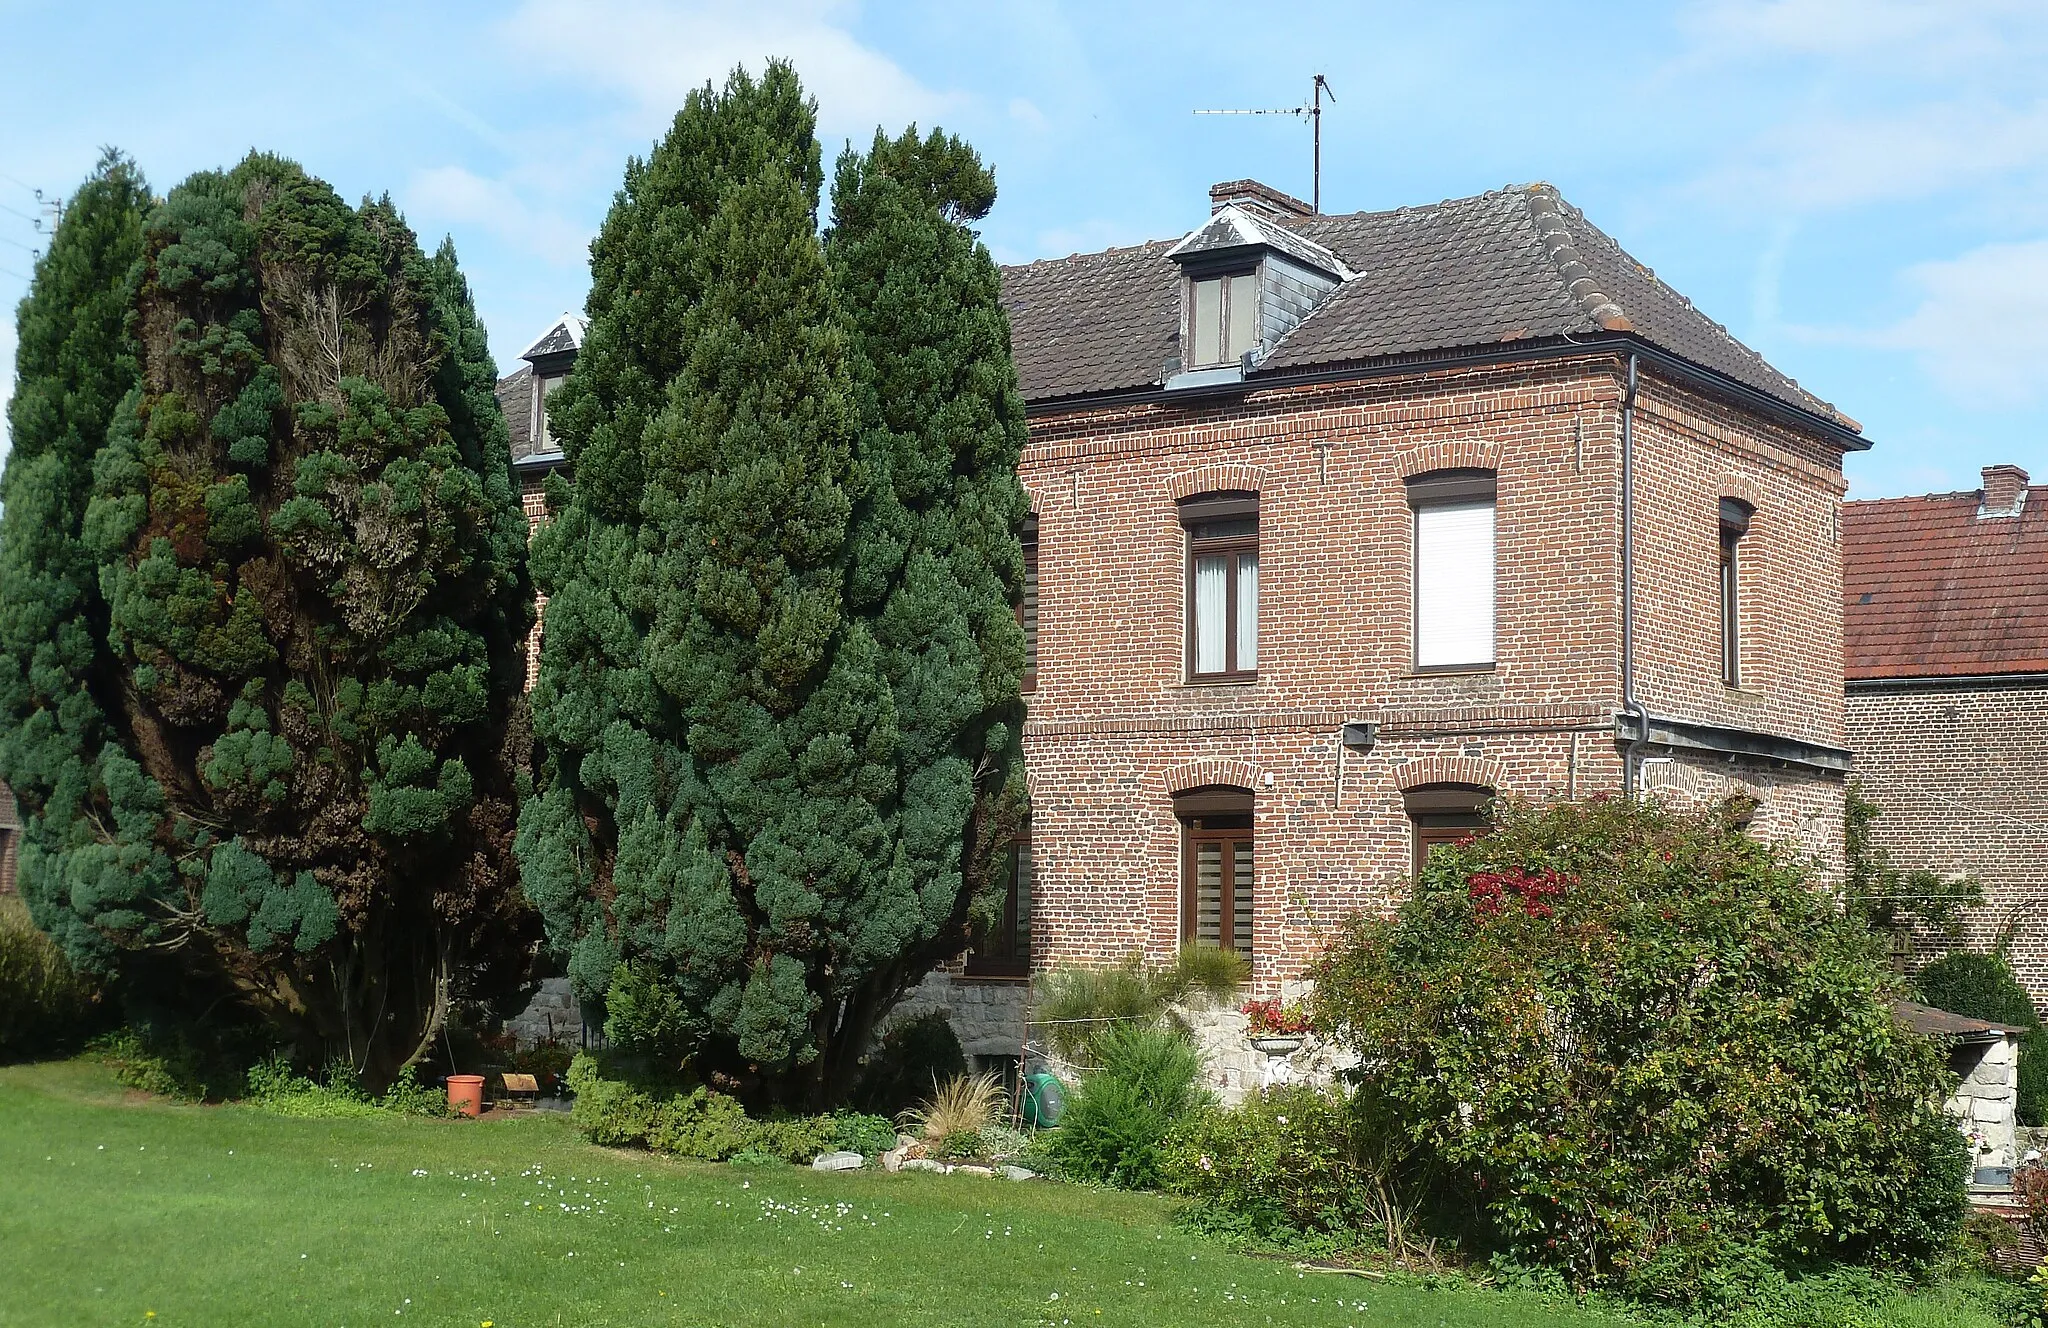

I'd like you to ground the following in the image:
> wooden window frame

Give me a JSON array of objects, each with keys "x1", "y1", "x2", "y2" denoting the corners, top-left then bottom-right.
[
  {"x1": 1181, "y1": 492, "x2": 1259, "y2": 684},
  {"x1": 965, "y1": 831, "x2": 1031, "y2": 979},
  {"x1": 1018, "y1": 516, "x2": 1039, "y2": 694},
  {"x1": 1719, "y1": 499, "x2": 1752, "y2": 689},
  {"x1": 1403, "y1": 783, "x2": 1494, "y2": 877},
  {"x1": 1180, "y1": 815, "x2": 1254, "y2": 961}
]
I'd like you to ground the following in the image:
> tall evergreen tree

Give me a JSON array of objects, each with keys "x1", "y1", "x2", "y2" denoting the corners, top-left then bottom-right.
[
  {"x1": 518, "y1": 66, "x2": 1027, "y2": 1106},
  {"x1": 0, "y1": 150, "x2": 151, "y2": 969},
  {"x1": 1, "y1": 153, "x2": 535, "y2": 1088}
]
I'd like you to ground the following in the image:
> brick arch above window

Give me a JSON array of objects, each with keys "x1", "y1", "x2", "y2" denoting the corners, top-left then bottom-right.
[
  {"x1": 1165, "y1": 463, "x2": 1264, "y2": 502},
  {"x1": 1391, "y1": 755, "x2": 1506, "y2": 792},
  {"x1": 1716, "y1": 475, "x2": 1767, "y2": 514},
  {"x1": 1162, "y1": 758, "x2": 1264, "y2": 797},
  {"x1": 1396, "y1": 440, "x2": 1502, "y2": 480}
]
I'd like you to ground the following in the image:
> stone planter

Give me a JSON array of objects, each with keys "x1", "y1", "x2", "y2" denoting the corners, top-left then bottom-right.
[{"x1": 1248, "y1": 1035, "x2": 1303, "y2": 1056}]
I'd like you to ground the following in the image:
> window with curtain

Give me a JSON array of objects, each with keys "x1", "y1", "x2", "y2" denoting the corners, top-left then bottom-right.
[
  {"x1": 966, "y1": 831, "x2": 1031, "y2": 978},
  {"x1": 1187, "y1": 270, "x2": 1261, "y2": 368},
  {"x1": 1719, "y1": 499, "x2": 1752, "y2": 687},
  {"x1": 1176, "y1": 787, "x2": 1253, "y2": 961},
  {"x1": 1404, "y1": 783, "x2": 1494, "y2": 877},
  {"x1": 1018, "y1": 516, "x2": 1038, "y2": 693},
  {"x1": 1408, "y1": 470, "x2": 1497, "y2": 671},
  {"x1": 1181, "y1": 492, "x2": 1258, "y2": 681}
]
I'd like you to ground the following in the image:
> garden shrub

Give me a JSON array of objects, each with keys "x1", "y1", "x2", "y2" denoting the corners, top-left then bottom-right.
[
  {"x1": 244, "y1": 1054, "x2": 382, "y2": 1119},
  {"x1": 853, "y1": 1012, "x2": 966, "y2": 1115},
  {"x1": 567, "y1": 1052, "x2": 661, "y2": 1146},
  {"x1": 750, "y1": 1115, "x2": 840, "y2": 1164},
  {"x1": 1049, "y1": 1025, "x2": 1210, "y2": 1188},
  {"x1": 1915, "y1": 950, "x2": 2045, "y2": 1127},
  {"x1": 0, "y1": 896, "x2": 103, "y2": 1059},
  {"x1": 1163, "y1": 1085, "x2": 1378, "y2": 1255},
  {"x1": 88, "y1": 1019, "x2": 263, "y2": 1101},
  {"x1": 1310, "y1": 795, "x2": 1967, "y2": 1302},
  {"x1": 567, "y1": 1052, "x2": 846, "y2": 1162},
  {"x1": 830, "y1": 1111, "x2": 900, "y2": 1158}
]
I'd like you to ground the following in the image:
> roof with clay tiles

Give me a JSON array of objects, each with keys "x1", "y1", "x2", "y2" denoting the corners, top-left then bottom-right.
[
  {"x1": 998, "y1": 183, "x2": 1852, "y2": 432},
  {"x1": 1844, "y1": 480, "x2": 2048, "y2": 680}
]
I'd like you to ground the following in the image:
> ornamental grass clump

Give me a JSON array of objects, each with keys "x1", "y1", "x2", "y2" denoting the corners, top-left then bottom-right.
[
  {"x1": 1310, "y1": 794, "x2": 1967, "y2": 1305},
  {"x1": 1033, "y1": 945, "x2": 1249, "y2": 1065},
  {"x1": 899, "y1": 1071, "x2": 1003, "y2": 1156}
]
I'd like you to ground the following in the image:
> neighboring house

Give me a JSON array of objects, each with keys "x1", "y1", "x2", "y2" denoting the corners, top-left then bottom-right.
[
  {"x1": 0, "y1": 780, "x2": 18, "y2": 894},
  {"x1": 1843, "y1": 465, "x2": 2048, "y2": 1017},
  {"x1": 494, "y1": 180, "x2": 1867, "y2": 1066},
  {"x1": 999, "y1": 178, "x2": 1860, "y2": 998},
  {"x1": 495, "y1": 313, "x2": 583, "y2": 689}
]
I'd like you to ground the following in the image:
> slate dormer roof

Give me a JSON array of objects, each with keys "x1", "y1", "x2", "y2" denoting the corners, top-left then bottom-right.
[
  {"x1": 521, "y1": 313, "x2": 586, "y2": 361},
  {"x1": 999, "y1": 183, "x2": 1857, "y2": 438},
  {"x1": 1164, "y1": 203, "x2": 1351, "y2": 280},
  {"x1": 495, "y1": 363, "x2": 538, "y2": 463}
]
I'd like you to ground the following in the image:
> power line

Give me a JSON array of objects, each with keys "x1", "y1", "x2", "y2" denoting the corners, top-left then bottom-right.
[
  {"x1": 0, "y1": 198, "x2": 38, "y2": 225},
  {"x1": 0, "y1": 233, "x2": 37, "y2": 253},
  {"x1": 0, "y1": 263, "x2": 30, "y2": 283}
]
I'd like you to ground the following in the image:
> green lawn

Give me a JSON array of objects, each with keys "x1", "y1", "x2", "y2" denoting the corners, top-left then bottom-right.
[{"x1": 0, "y1": 1058, "x2": 2007, "y2": 1328}]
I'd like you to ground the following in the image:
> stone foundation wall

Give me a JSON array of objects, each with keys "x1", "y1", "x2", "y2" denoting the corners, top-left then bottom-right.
[
  {"x1": 882, "y1": 972, "x2": 1029, "y2": 1062},
  {"x1": 505, "y1": 977, "x2": 588, "y2": 1050}
]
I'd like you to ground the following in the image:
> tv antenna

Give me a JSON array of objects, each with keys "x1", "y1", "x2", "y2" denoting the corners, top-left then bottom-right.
[{"x1": 1193, "y1": 73, "x2": 1336, "y2": 213}]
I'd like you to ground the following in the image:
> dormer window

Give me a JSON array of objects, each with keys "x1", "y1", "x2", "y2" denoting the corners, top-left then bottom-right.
[
  {"x1": 534, "y1": 373, "x2": 566, "y2": 449},
  {"x1": 1164, "y1": 191, "x2": 1350, "y2": 390},
  {"x1": 1189, "y1": 270, "x2": 1260, "y2": 368}
]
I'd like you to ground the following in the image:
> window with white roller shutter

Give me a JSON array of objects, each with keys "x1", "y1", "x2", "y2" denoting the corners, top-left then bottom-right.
[{"x1": 1407, "y1": 470, "x2": 1498, "y2": 671}]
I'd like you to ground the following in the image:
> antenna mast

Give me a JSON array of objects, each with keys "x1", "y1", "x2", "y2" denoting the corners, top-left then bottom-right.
[{"x1": 1193, "y1": 73, "x2": 1337, "y2": 212}]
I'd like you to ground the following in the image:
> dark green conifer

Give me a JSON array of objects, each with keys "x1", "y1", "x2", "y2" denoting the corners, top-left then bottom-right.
[
  {"x1": 519, "y1": 67, "x2": 1026, "y2": 1105},
  {"x1": 0, "y1": 150, "x2": 151, "y2": 968},
  {"x1": 0, "y1": 152, "x2": 535, "y2": 1088}
]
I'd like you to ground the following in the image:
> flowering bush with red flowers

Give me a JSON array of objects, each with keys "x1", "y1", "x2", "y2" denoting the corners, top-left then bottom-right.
[
  {"x1": 1309, "y1": 795, "x2": 1965, "y2": 1307},
  {"x1": 1240, "y1": 998, "x2": 1310, "y2": 1037},
  {"x1": 1465, "y1": 867, "x2": 1573, "y2": 919}
]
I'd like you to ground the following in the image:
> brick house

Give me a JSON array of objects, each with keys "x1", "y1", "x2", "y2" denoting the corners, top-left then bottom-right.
[
  {"x1": 1843, "y1": 464, "x2": 2048, "y2": 1017},
  {"x1": 0, "y1": 780, "x2": 18, "y2": 894},
  {"x1": 497, "y1": 180, "x2": 1867, "y2": 1059},
  {"x1": 989, "y1": 179, "x2": 1863, "y2": 1000},
  {"x1": 494, "y1": 313, "x2": 582, "y2": 687}
]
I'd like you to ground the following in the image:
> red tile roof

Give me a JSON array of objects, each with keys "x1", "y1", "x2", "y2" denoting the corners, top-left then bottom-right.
[{"x1": 1843, "y1": 485, "x2": 2048, "y2": 679}]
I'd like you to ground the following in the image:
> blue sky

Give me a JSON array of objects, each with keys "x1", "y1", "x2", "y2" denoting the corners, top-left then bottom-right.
[{"x1": 4, "y1": 0, "x2": 2044, "y2": 498}]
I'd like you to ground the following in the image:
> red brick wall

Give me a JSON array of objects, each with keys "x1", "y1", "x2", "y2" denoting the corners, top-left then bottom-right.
[
  {"x1": 0, "y1": 781, "x2": 17, "y2": 895},
  {"x1": 1845, "y1": 680, "x2": 2048, "y2": 1018},
  {"x1": 520, "y1": 469, "x2": 551, "y2": 692},
  {"x1": 1019, "y1": 354, "x2": 1850, "y2": 990}
]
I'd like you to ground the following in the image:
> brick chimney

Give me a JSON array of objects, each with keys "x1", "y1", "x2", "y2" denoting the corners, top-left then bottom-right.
[
  {"x1": 1209, "y1": 179, "x2": 1313, "y2": 225},
  {"x1": 1978, "y1": 464, "x2": 2030, "y2": 519}
]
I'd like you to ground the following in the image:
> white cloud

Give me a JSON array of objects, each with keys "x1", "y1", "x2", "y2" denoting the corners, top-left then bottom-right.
[
  {"x1": 500, "y1": 0, "x2": 960, "y2": 142},
  {"x1": 1871, "y1": 237, "x2": 2048, "y2": 405},
  {"x1": 1692, "y1": 100, "x2": 2048, "y2": 213},
  {"x1": 1008, "y1": 97, "x2": 1048, "y2": 131},
  {"x1": 405, "y1": 165, "x2": 592, "y2": 264},
  {"x1": 1680, "y1": 0, "x2": 2047, "y2": 71}
]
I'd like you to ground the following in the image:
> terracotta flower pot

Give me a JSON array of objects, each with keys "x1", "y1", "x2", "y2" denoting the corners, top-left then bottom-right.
[{"x1": 445, "y1": 1074, "x2": 486, "y2": 1118}]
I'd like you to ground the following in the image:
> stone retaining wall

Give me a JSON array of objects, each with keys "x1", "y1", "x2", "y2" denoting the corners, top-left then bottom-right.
[{"x1": 505, "y1": 977, "x2": 588, "y2": 1049}]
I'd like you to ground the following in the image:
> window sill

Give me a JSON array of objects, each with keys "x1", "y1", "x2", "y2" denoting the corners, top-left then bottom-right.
[
  {"x1": 957, "y1": 970, "x2": 1031, "y2": 985},
  {"x1": 1410, "y1": 664, "x2": 1497, "y2": 677},
  {"x1": 1183, "y1": 674, "x2": 1258, "y2": 687}
]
